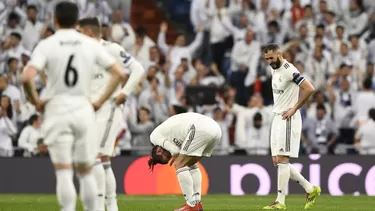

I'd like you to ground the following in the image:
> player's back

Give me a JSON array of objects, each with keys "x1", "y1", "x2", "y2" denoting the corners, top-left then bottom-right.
[
  {"x1": 90, "y1": 40, "x2": 125, "y2": 102},
  {"x1": 35, "y1": 29, "x2": 105, "y2": 113},
  {"x1": 160, "y1": 112, "x2": 208, "y2": 138}
]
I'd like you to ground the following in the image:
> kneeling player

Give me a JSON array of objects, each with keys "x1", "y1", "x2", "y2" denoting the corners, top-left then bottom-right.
[{"x1": 148, "y1": 112, "x2": 222, "y2": 211}]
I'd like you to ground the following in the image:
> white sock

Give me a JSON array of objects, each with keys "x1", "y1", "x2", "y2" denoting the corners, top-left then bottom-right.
[
  {"x1": 103, "y1": 161, "x2": 118, "y2": 211},
  {"x1": 189, "y1": 164, "x2": 202, "y2": 202},
  {"x1": 276, "y1": 162, "x2": 290, "y2": 205},
  {"x1": 176, "y1": 167, "x2": 197, "y2": 207},
  {"x1": 56, "y1": 169, "x2": 76, "y2": 211},
  {"x1": 92, "y1": 159, "x2": 105, "y2": 211},
  {"x1": 78, "y1": 172, "x2": 98, "y2": 211},
  {"x1": 289, "y1": 163, "x2": 314, "y2": 193}
]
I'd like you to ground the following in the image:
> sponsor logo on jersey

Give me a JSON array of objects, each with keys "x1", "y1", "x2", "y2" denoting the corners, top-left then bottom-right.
[
  {"x1": 93, "y1": 73, "x2": 104, "y2": 79},
  {"x1": 273, "y1": 89, "x2": 284, "y2": 94}
]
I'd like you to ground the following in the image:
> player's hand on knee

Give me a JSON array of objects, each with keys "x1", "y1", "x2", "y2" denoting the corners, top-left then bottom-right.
[{"x1": 115, "y1": 93, "x2": 127, "y2": 105}]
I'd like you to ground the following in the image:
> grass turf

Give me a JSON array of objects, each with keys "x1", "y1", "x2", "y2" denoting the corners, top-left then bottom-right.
[{"x1": 0, "y1": 194, "x2": 372, "y2": 211}]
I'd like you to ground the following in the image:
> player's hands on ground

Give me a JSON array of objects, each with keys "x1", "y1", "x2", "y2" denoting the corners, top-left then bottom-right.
[
  {"x1": 282, "y1": 107, "x2": 296, "y2": 120},
  {"x1": 115, "y1": 93, "x2": 127, "y2": 105},
  {"x1": 92, "y1": 101, "x2": 103, "y2": 111}
]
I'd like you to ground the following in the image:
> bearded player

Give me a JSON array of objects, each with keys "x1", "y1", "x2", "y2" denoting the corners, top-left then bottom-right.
[
  {"x1": 77, "y1": 18, "x2": 145, "y2": 211},
  {"x1": 262, "y1": 44, "x2": 321, "y2": 210},
  {"x1": 148, "y1": 112, "x2": 222, "y2": 211}
]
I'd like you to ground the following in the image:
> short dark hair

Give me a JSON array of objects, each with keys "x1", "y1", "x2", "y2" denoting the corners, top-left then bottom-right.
[
  {"x1": 369, "y1": 108, "x2": 375, "y2": 121},
  {"x1": 10, "y1": 32, "x2": 22, "y2": 40},
  {"x1": 263, "y1": 43, "x2": 280, "y2": 53},
  {"x1": 363, "y1": 77, "x2": 373, "y2": 89},
  {"x1": 78, "y1": 17, "x2": 101, "y2": 36},
  {"x1": 316, "y1": 24, "x2": 325, "y2": 29},
  {"x1": 317, "y1": 103, "x2": 326, "y2": 111},
  {"x1": 27, "y1": 5, "x2": 37, "y2": 12},
  {"x1": 55, "y1": 1, "x2": 78, "y2": 28},
  {"x1": 29, "y1": 114, "x2": 39, "y2": 125},
  {"x1": 7, "y1": 57, "x2": 18, "y2": 65},
  {"x1": 172, "y1": 105, "x2": 187, "y2": 114},
  {"x1": 8, "y1": 12, "x2": 20, "y2": 22}
]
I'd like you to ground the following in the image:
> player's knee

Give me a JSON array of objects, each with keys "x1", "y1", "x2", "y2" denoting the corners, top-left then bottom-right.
[
  {"x1": 54, "y1": 163, "x2": 73, "y2": 170},
  {"x1": 74, "y1": 162, "x2": 92, "y2": 174},
  {"x1": 276, "y1": 155, "x2": 289, "y2": 164},
  {"x1": 101, "y1": 155, "x2": 110, "y2": 163}
]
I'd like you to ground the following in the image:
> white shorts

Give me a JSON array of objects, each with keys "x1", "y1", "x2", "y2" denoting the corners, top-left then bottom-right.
[
  {"x1": 42, "y1": 104, "x2": 97, "y2": 165},
  {"x1": 180, "y1": 117, "x2": 222, "y2": 157},
  {"x1": 95, "y1": 104, "x2": 122, "y2": 156},
  {"x1": 270, "y1": 110, "x2": 302, "y2": 158}
]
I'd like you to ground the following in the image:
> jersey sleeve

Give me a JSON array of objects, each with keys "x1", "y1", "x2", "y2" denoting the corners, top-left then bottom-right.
[
  {"x1": 150, "y1": 124, "x2": 180, "y2": 155},
  {"x1": 108, "y1": 43, "x2": 133, "y2": 71},
  {"x1": 95, "y1": 43, "x2": 117, "y2": 70},
  {"x1": 286, "y1": 66, "x2": 305, "y2": 86},
  {"x1": 28, "y1": 40, "x2": 48, "y2": 71}
]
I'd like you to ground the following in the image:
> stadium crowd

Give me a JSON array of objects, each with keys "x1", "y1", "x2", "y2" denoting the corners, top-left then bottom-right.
[{"x1": 1, "y1": 0, "x2": 375, "y2": 157}]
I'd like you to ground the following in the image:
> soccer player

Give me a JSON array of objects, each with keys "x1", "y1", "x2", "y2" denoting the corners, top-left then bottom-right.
[
  {"x1": 77, "y1": 17, "x2": 145, "y2": 211},
  {"x1": 21, "y1": 2, "x2": 124, "y2": 211},
  {"x1": 262, "y1": 44, "x2": 321, "y2": 210},
  {"x1": 148, "y1": 112, "x2": 222, "y2": 211}
]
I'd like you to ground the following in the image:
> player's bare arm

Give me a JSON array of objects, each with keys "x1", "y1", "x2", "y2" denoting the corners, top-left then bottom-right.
[
  {"x1": 22, "y1": 65, "x2": 47, "y2": 112},
  {"x1": 282, "y1": 79, "x2": 315, "y2": 120}
]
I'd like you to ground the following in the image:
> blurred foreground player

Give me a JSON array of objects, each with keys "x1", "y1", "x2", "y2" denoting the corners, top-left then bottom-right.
[
  {"x1": 262, "y1": 44, "x2": 321, "y2": 210},
  {"x1": 22, "y1": 2, "x2": 124, "y2": 211},
  {"x1": 148, "y1": 112, "x2": 222, "y2": 211},
  {"x1": 77, "y1": 18, "x2": 145, "y2": 211}
]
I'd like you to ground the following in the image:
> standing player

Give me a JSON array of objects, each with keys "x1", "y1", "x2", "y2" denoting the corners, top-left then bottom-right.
[
  {"x1": 77, "y1": 17, "x2": 145, "y2": 211},
  {"x1": 262, "y1": 44, "x2": 321, "y2": 210},
  {"x1": 148, "y1": 112, "x2": 222, "y2": 211},
  {"x1": 21, "y1": 2, "x2": 124, "y2": 211}
]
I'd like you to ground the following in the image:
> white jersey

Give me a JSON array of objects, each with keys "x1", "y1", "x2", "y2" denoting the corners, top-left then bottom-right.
[
  {"x1": 29, "y1": 29, "x2": 116, "y2": 111},
  {"x1": 90, "y1": 39, "x2": 133, "y2": 102},
  {"x1": 150, "y1": 112, "x2": 210, "y2": 155},
  {"x1": 271, "y1": 61, "x2": 305, "y2": 113}
]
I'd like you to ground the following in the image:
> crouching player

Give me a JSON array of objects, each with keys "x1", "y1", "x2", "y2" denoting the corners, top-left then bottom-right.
[{"x1": 148, "y1": 112, "x2": 222, "y2": 211}]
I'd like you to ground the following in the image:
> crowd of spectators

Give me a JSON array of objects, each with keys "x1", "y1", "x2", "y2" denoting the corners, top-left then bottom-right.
[{"x1": 1, "y1": 0, "x2": 375, "y2": 157}]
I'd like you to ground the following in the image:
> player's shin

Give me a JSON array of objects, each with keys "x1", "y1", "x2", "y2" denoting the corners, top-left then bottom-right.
[
  {"x1": 189, "y1": 164, "x2": 202, "y2": 202},
  {"x1": 77, "y1": 171, "x2": 98, "y2": 211},
  {"x1": 103, "y1": 161, "x2": 118, "y2": 211},
  {"x1": 276, "y1": 162, "x2": 290, "y2": 205},
  {"x1": 177, "y1": 166, "x2": 197, "y2": 207},
  {"x1": 92, "y1": 158, "x2": 106, "y2": 211},
  {"x1": 289, "y1": 163, "x2": 314, "y2": 193},
  {"x1": 56, "y1": 169, "x2": 77, "y2": 211}
]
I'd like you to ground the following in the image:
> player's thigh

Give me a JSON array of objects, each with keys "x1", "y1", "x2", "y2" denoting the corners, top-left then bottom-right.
[
  {"x1": 42, "y1": 117, "x2": 74, "y2": 165},
  {"x1": 289, "y1": 111, "x2": 302, "y2": 158},
  {"x1": 270, "y1": 115, "x2": 283, "y2": 157},
  {"x1": 48, "y1": 134, "x2": 75, "y2": 165},
  {"x1": 99, "y1": 108, "x2": 122, "y2": 156},
  {"x1": 72, "y1": 108, "x2": 98, "y2": 165}
]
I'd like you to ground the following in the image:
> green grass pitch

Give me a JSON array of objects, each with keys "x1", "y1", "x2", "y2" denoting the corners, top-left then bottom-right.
[{"x1": 0, "y1": 194, "x2": 372, "y2": 211}]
